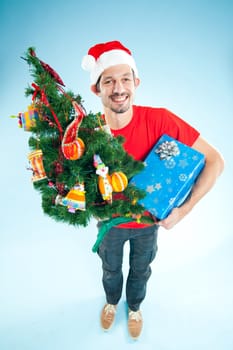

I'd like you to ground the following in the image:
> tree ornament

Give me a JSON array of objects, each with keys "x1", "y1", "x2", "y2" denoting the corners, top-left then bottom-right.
[
  {"x1": 62, "y1": 137, "x2": 85, "y2": 160},
  {"x1": 19, "y1": 104, "x2": 39, "y2": 131},
  {"x1": 98, "y1": 175, "x2": 113, "y2": 202},
  {"x1": 56, "y1": 182, "x2": 66, "y2": 195},
  {"x1": 55, "y1": 194, "x2": 64, "y2": 206},
  {"x1": 43, "y1": 115, "x2": 57, "y2": 128},
  {"x1": 53, "y1": 161, "x2": 64, "y2": 175},
  {"x1": 28, "y1": 149, "x2": 47, "y2": 182},
  {"x1": 61, "y1": 101, "x2": 86, "y2": 160},
  {"x1": 94, "y1": 154, "x2": 113, "y2": 203},
  {"x1": 94, "y1": 124, "x2": 112, "y2": 135},
  {"x1": 29, "y1": 48, "x2": 65, "y2": 86},
  {"x1": 111, "y1": 171, "x2": 128, "y2": 192},
  {"x1": 62, "y1": 182, "x2": 86, "y2": 213}
]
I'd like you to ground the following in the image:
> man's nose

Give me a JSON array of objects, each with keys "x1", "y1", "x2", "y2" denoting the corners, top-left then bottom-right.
[{"x1": 113, "y1": 80, "x2": 125, "y2": 94}]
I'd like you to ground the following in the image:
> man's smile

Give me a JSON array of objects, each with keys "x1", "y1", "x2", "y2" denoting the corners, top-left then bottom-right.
[{"x1": 110, "y1": 94, "x2": 129, "y2": 103}]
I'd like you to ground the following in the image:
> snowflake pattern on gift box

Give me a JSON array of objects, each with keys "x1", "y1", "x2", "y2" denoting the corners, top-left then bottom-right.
[
  {"x1": 164, "y1": 158, "x2": 176, "y2": 169},
  {"x1": 178, "y1": 158, "x2": 189, "y2": 168},
  {"x1": 154, "y1": 183, "x2": 162, "y2": 190},
  {"x1": 179, "y1": 174, "x2": 188, "y2": 181},
  {"x1": 165, "y1": 178, "x2": 172, "y2": 184},
  {"x1": 131, "y1": 135, "x2": 205, "y2": 220},
  {"x1": 146, "y1": 185, "x2": 155, "y2": 194}
]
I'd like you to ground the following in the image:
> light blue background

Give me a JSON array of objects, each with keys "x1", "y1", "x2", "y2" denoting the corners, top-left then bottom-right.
[{"x1": 1, "y1": 1, "x2": 232, "y2": 349}]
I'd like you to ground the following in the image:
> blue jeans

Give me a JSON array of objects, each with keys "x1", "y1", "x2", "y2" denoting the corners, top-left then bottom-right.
[{"x1": 97, "y1": 224, "x2": 159, "y2": 311}]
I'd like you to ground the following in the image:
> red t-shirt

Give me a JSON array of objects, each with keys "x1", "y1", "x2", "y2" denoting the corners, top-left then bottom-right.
[{"x1": 107, "y1": 105, "x2": 200, "y2": 228}]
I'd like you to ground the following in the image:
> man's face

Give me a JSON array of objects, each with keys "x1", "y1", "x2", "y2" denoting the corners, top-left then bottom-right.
[{"x1": 94, "y1": 64, "x2": 140, "y2": 114}]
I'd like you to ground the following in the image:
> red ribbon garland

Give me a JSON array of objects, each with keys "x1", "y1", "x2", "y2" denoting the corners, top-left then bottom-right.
[
  {"x1": 31, "y1": 83, "x2": 63, "y2": 139},
  {"x1": 32, "y1": 83, "x2": 48, "y2": 105}
]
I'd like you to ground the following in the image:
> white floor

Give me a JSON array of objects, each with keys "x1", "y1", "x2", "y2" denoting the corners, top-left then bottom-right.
[{"x1": 0, "y1": 206, "x2": 233, "y2": 350}]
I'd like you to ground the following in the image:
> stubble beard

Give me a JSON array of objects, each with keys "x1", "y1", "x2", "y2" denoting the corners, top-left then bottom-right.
[{"x1": 110, "y1": 105, "x2": 130, "y2": 114}]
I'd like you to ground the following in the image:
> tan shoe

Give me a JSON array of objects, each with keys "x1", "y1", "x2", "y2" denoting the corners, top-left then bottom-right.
[
  {"x1": 100, "y1": 304, "x2": 117, "y2": 331},
  {"x1": 128, "y1": 309, "x2": 143, "y2": 339}
]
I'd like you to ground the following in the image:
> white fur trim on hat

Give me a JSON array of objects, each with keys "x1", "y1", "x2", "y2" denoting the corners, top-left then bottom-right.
[
  {"x1": 81, "y1": 55, "x2": 96, "y2": 72},
  {"x1": 82, "y1": 49, "x2": 138, "y2": 84}
]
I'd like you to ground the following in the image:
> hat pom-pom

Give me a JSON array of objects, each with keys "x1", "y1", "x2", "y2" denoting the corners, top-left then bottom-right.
[{"x1": 81, "y1": 55, "x2": 96, "y2": 71}]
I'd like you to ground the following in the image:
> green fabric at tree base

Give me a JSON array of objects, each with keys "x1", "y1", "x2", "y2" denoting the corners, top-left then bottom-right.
[{"x1": 92, "y1": 217, "x2": 133, "y2": 253}]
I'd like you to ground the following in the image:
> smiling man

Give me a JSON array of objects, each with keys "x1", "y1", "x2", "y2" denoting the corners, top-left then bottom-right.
[
  {"x1": 92, "y1": 64, "x2": 139, "y2": 118},
  {"x1": 81, "y1": 40, "x2": 224, "y2": 339}
]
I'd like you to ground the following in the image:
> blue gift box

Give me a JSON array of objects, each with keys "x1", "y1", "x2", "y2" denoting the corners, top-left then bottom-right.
[{"x1": 131, "y1": 134, "x2": 205, "y2": 220}]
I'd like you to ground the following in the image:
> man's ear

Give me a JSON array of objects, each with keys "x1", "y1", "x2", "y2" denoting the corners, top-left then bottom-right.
[
  {"x1": 135, "y1": 77, "x2": 140, "y2": 88},
  {"x1": 91, "y1": 84, "x2": 99, "y2": 96}
]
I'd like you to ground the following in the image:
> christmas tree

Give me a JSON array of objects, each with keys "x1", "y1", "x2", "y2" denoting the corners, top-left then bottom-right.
[{"x1": 14, "y1": 47, "x2": 152, "y2": 228}]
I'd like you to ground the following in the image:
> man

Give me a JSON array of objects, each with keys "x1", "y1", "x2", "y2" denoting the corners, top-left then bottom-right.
[{"x1": 81, "y1": 40, "x2": 224, "y2": 339}]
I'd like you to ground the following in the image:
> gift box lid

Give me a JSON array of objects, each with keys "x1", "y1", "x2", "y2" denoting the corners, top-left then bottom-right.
[{"x1": 131, "y1": 134, "x2": 205, "y2": 220}]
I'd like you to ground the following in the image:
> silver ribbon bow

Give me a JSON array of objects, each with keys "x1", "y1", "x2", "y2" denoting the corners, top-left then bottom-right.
[{"x1": 155, "y1": 140, "x2": 180, "y2": 160}]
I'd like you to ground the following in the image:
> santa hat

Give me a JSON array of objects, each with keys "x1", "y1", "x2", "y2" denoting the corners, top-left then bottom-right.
[{"x1": 81, "y1": 40, "x2": 138, "y2": 84}]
